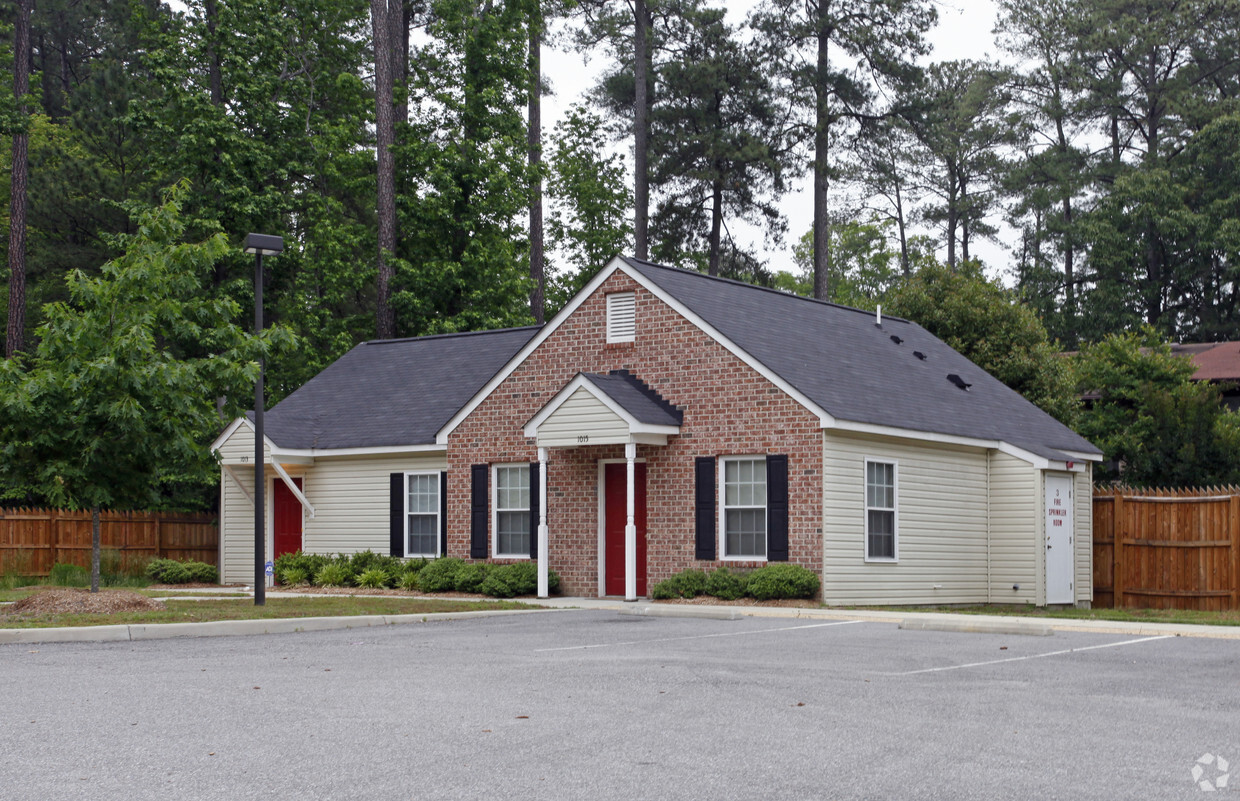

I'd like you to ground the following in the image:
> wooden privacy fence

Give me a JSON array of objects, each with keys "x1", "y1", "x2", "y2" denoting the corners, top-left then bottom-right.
[
  {"x1": 0, "y1": 507, "x2": 218, "y2": 577},
  {"x1": 1093, "y1": 486, "x2": 1240, "y2": 610}
]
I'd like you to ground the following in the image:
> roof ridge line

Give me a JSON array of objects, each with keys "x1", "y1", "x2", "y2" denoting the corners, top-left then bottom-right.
[
  {"x1": 621, "y1": 256, "x2": 912, "y2": 324},
  {"x1": 363, "y1": 325, "x2": 543, "y2": 346}
]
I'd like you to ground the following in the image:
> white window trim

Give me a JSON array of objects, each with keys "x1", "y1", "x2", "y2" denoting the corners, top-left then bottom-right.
[
  {"x1": 864, "y1": 458, "x2": 899, "y2": 563},
  {"x1": 606, "y1": 291, "x2": 636, "y2": 343},
  {"x1": 718, "y1": 455, "x2": 769, "y2": 562},
  {"x1": 492, "y1": 463, "x2": 531, "y2": 559},
  {"x1": 404, "y1": 470, "x2": 441, "y2": 559}
]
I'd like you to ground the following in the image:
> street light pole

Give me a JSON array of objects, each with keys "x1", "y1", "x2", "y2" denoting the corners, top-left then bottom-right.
[{"x1": 244, "y1": 233, "x2": 284, "y2": 606}]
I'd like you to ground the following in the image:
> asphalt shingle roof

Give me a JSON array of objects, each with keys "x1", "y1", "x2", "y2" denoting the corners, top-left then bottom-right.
[
  {"x1": 622, "y1": 257, "x2": 1101, "y2": 460},
  {"x1": 580, "y1": 370, "x2": 684, "y2": 427},
  {"x1": 257, "y1": 327, "x2": 539, "y2": 449}
]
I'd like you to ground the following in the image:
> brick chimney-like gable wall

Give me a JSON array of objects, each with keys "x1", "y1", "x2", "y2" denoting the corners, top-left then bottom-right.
[{"x1": 446, "y1": 271, "x2": 824, "y2": 596}]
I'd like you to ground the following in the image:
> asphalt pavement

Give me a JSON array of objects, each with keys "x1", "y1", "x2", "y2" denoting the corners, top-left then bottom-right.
[{"x1": 1, "y1": 608, "x2": 1235, "y2": 800}]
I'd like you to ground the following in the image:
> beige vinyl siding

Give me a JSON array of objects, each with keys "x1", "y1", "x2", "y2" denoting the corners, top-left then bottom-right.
[
  {"x1": 535, "y1": 388, "x2": 629, "y2": 448},
  {"x1": 987, "y1": 451, "x2": 1039, "y2": 604},
  {"x1": 823, "y1": 431, "x2": 989, "y2": 605},
  {"x1": 215, "y1": 421, "x2": 270, "y2": 464},
  {"x1": 219, "y1": 466, "x2": 257, "y2": 585},
  {"x1": 1075, "y1": 465, "x2": 1093, "y2": 604},
  {"x1": 302, "y1": 453, "x2": 447, "y2": 554}
]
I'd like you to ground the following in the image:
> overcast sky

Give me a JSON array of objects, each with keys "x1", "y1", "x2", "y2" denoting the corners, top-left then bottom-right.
[{"x1": 540, "y1": 0, "x2": 1007, "y2": 279}]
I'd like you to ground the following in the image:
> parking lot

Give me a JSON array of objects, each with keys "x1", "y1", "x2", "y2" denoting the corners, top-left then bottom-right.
[{"x1": 2, "y1": 609, "x2": 1236, "y2": 800}]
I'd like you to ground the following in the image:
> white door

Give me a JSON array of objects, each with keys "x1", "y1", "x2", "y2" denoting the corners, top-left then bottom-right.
[{"x1": 1045, "y1": 474, "x2": 1074, "y2": 604}]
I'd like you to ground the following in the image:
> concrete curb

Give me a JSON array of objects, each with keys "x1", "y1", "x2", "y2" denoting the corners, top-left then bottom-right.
[
  {"x1": 0, "y1": 608, "x2": 557, "y2": 645},
  {"x1": 618, "y1": 604, "x2": 742, "y2": 621},
  {"x1": 898, "y1": 618, "x2": 1054, "y2": 636}
]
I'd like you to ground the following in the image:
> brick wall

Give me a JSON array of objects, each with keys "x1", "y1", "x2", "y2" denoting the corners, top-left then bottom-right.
[{"x1": 446, "y1": 270, "x2": 824, "y2": 597}]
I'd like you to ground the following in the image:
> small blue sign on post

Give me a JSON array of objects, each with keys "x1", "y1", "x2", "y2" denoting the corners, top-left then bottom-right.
[{"x1": 264, "y1": 560, "x2": 274, "y2": 577}]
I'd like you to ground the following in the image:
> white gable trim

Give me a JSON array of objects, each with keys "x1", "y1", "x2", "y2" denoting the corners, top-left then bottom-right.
[
  {"x1": 210, "y1": 416, "x2": 284, "y2": 464},
  {"x1": 436, "y1": 257, "x2": 628, "y2": 444},
  {"x1": 619, "y1": 266, "x2": 835, "y2": 427},
  {"x1": 436, "y1": 257, "x2": 832, "y2": 444},
  {"x1": 272, "y1": 461, "x2": 316, "y2": 518},
  {"x1": 523, "y1": 373, "x2": 681, "y2": 446}
]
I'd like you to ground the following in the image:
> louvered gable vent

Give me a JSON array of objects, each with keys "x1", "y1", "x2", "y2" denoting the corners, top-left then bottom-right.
[{"x1": 606, "y1": 292, "x2": 636, "y2": 343}]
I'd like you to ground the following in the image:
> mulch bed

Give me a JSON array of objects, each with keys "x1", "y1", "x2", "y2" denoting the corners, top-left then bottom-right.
[
  {"x1": 3, "y1": 588, "x2": 166, "y2": 618},
  {"x1": 653, "y1": 596, "x2": 820, "y2": 608}
]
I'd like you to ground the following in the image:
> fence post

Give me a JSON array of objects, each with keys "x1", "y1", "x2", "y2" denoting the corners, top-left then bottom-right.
[
  {"x1": 1231, "y1": 494, "x2": 1239, "y2": 611},
  {"x1": 155, "y1": 514, "x2": 163, "y2": 560},
  {"x1": 1113, "y1": 491, "x2": 1125, "y2": 608}
]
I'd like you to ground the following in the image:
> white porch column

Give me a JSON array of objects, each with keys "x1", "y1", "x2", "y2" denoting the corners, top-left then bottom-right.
[
  {"x1": 625, "y1": 441, "x2": 637, "y2": 601},
  {"x1": 537, "y1": 447, "x2": 549, "y2": 598}
]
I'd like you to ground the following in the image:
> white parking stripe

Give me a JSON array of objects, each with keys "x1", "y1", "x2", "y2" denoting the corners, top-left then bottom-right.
[
  {"x1": 534, "y1": 619, "x2": 865, "y2": 652},
  {"x1": 891, "y1": 634, "x2": 1176, "y2": 675}
]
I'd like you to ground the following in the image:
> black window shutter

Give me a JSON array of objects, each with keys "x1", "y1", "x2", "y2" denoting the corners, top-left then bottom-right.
[
  {"x1": 695, "y1": 457, "x2": 716, "y2": 560},
  {"x1": 470, "y1": 464, "x2": 488, "y2": 559},
  {"x1": 528, "y1": 462, "x2": 540, "y2": 560},
  {"x1": 439, "y1": 471, "x2": 448, "y2": 557},
  {"x1": 389, "y1": 472, "x2": 404, "y2": 557},
  {"x1": 767, "y1": 454, "x2": 789, "y2": 562}
]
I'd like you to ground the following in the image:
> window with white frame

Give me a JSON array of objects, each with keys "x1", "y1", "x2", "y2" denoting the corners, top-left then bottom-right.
[
  {"x1": 865, "y1": 461, "x2": 897, "y2": 560},
  {"x1": 606, "y1": 292, "x2": 635, "y2": 343},
  {"x1": 494, "y1": 465, "x2": 530, "y2": 557},
  {"x1": 722, "y1": 457, "x2": 766, "y2": 558},
  {"x1": 406, "y1": 472, "x2": 439, "y2": 558}
]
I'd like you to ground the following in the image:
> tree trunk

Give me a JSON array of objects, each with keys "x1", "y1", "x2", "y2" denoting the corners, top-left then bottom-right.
[
  {"x1": 811, "y1": 11, "x2": 830, "y2": 300},
  {"x1": 894, "y1": 178, "x2": 909, "y2": 276},
  {"x1": 708, "y1": 180, "x2": 723, "y2": 276},
  {"x1": 90, "y1": 506, "x2": 101, "y2": 594},
  {"x1": 399, "y1": 0, "x2": 412, "y2": 126},
  {"x1": 528, "y1": 7, "x2": 545, "y2": 323},
  {"x1": 372, "y1": 0, "x2": 397, "y2": 340},
  {"x1": 633, "y1": 0, "x2": 650, "y2": 260},
  {"x1": 6, "y1": 0, "x2": 31, "y2": 359},
  {"x1": 1062, "y1": 195, "x2": 1075, "y2": 343}
]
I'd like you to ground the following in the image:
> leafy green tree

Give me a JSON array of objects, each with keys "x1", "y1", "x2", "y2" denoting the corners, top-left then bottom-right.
[
  {"x1": 996, "y1": 0, "x2": 1093, "y2": 346},
  {"x1": 905, "y1": 61, "x2": 1019, "y2": 269},
  {"x1": 0, "y1": 184, "x2": 292, "y2": 590},
  {"x1": 392, "y1": 0, "x2": 536, "y2": 336},
  {"x1": 750, "y1": 0, "x2": 935, "y2": 298},
  {"x1": 546, "y1": 104, "x2": 632, "y2": 306},
  {"x1": 1074, "y1": 329, "x2": 1240, "y2": 486},
  {"x1": 885, "y1": 260, "x2": 1079, "y2": 424},
  {"x1": 784, "y1": 217, "x2": 905, "y2": 309},
  {"x1": 644, "y1": 4, "x2": 790, "y2": 276}
]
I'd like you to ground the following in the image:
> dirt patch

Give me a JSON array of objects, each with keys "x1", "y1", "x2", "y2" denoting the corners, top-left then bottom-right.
[
  {"x1": 272, "y1": 584, "x2": 495, "y2": 600},
  {"x1": 3, "y1": 588, "x2": 166, "y2": 617}
]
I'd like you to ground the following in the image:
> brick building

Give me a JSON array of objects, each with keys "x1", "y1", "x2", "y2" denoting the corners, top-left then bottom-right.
[{"x1": 212, "y1": 256, "x2": 1102, "y2": 606}]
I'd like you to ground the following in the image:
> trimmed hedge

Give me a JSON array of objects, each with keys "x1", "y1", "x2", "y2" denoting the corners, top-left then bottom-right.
[
  {"x1": 652, "y1": 564, "x2": 819, "y2": 602},
  {"x1": 145, "y1": 558, "x2": 219, "y2": 585},
  {"x1": 268, "y1": 550, "x2": 558, "y2": 598}
]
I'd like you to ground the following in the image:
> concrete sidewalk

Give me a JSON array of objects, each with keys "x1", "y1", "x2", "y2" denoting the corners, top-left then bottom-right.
[{"x1": 3, "y1": 590, "x2": 1239, "y2": 644}]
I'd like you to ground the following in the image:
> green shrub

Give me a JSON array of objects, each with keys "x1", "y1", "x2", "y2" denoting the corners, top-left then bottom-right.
[
  {"x1": 144, "y1": 558, "x2": 217, "y2": 585},
  {"x1": 48, "y1": 563, "x2": 90, "y2": 587},
  {"x1": 349, "y1": 550, "x2": 401, "y2": 579},
  {"x1": 402, "y1": 557, "x2": 429, "y2": 576},
  {"x1": 416, "y1": 557, "x2": 465, "y2": 592},
  {"x1": 275, "y1": 551, "x2": 330, "y2": 585},
  {"x1": 396, "y1": 571, "x2": 421, "y2": 591},
  {"x1": 478, "y1": 563, "x2": 558, "y2": 598},
  {"x1": 314, "y1": 563, "x2": 351, "y2": 588},
  {"x1": 651, "y1": 569, "x2": 708, "y2": 599},
  {"x1": 705, "y1": 567, "x2": 747, "y2": 600},
  {"x1": 356, "y1": 568, "x2": 391, "y2": 589},
  {"x1": 454, "y1": 562, "x2": 490, "y2": 593},
  {"x1": 281, "y1": 567, "x2": 309, "y2": 586},
  {"x1": 745, "y1": 564, "x2": 819, "y2": 600}
]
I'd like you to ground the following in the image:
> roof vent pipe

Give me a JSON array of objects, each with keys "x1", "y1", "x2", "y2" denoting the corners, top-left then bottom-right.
[{"x1": 876, "y1": 305, "x2": 882, "y2": 327}]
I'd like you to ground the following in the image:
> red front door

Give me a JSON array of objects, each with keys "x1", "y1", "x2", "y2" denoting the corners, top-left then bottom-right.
[
  {"x1": 604, "y1": 462, "x2": 647, "y2": 596},
  {"x1": 273, "y1": 477, "x2": 304, "y2": 559}
]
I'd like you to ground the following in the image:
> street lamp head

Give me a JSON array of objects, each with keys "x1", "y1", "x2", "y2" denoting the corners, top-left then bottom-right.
[{"x1": 243, "y1": 233, "x2": 284, "y2": 256}]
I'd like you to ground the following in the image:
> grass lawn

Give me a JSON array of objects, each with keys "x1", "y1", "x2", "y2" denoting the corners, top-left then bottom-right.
[
  {"x1": 0, "y1": 594, "x2": 535, "y2": 628},
  {"x1": 871, "y1": 603, "x2": 1240, "y2": 627}
]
